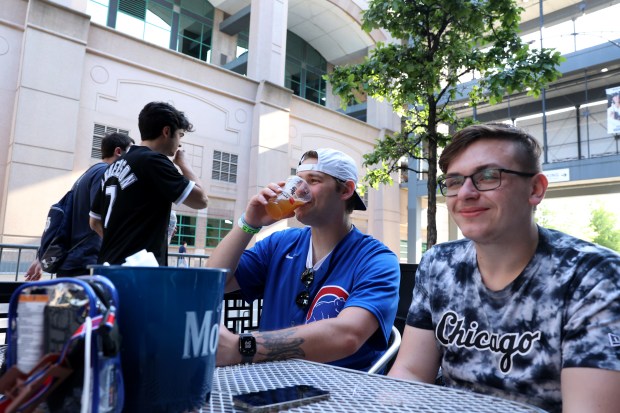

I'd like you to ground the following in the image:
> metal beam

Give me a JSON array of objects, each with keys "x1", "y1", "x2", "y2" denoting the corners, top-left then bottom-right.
[{"x1": 219, "y1": 5, "x2": 250, "y2": 35}]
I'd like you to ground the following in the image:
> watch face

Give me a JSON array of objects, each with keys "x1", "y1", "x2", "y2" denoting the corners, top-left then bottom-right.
[{"x1": 239, "y1": 335, "x2": 256, "y2": 356}]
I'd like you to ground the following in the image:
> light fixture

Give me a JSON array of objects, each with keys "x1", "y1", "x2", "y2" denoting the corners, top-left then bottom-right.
[{"x1": 601, "y1": 67, "x2": 609, "y2": 73}]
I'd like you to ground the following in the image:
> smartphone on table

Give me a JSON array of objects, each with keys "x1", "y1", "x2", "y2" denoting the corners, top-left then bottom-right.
[{"x1": 232, "y1": 384, "x2": 330, "y2": 412}]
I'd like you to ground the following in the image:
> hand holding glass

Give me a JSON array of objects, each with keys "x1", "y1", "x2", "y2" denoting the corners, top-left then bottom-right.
[{"x1": 265, "y1": 176, "x2": 312, "y2": 220}]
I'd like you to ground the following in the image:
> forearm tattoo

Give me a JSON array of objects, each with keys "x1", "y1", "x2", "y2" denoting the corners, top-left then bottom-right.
[{"x1": 257, "y1": 329, "x2": 305, "y2": 361}]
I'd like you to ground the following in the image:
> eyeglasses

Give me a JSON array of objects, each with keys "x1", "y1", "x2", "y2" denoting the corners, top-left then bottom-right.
[
  {"x1": 437, "y1": 168, "x2": 536, "y2": 197},
  {"x1": 295, "y1": 268, "x2": 315, "y2": 309}
]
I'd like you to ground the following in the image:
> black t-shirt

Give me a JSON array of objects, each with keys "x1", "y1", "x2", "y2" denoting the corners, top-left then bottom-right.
[{"x1": 90, "y1": 146, "x2": 193, "y2": 265}]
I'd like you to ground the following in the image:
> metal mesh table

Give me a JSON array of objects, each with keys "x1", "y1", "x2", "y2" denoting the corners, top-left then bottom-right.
[{"x1": 204, "y1": 359, "x2": 546, "y2": 412}]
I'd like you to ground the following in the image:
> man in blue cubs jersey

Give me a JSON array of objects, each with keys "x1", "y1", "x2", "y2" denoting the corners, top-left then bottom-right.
[
  {"x1": 388, "y1": 123, "x2": 620, "y2": 412},
  {"x1": 208, "y1": 148, "x2": 399, "y2": 371}
]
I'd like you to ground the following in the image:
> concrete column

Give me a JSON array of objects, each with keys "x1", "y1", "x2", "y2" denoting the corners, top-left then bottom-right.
[
  {"x1": 365, "y1": 97, "x2": 402, "y2": 254},
  {"x1": 247, "y1": 81, "x2": 293, "y2": 239},
  {"x1": 211, "y1": 9, "x2": 237, "y2": 66},
  {"x1": 369, "y1": 183, "x2": 402, "y2": 255},
  {"x1": 246, "y1": 0, "x2": 288, "y2": 85},
  {"x1": 2, "y1": 0, "x2": 90, "y2": 243},
  {"x1": 366, "y1": 97, "x2": 400, "y2": 132}
]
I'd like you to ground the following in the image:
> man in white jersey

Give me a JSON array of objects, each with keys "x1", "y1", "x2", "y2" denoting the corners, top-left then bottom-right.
[{"x1": 389, "y1": 123, "x2": 620, "y2": 412}]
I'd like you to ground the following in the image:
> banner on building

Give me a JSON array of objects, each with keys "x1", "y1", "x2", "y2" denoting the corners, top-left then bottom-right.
[{"x1": 606, "y1": 86, "x2": 620, "y2": 135}]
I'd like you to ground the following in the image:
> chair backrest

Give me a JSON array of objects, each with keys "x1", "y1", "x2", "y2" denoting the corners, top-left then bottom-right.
[
  {"x1": 368, "y1": 325, "x2": 401, "y2": 375},
  {"x1": 222, "y1": 291, "x2": 262, "y2": 333},
  {"x1": 0, "y1": 282, "x2": 23, "y2": 342},
  {"x1": 395, "y1": 263, "x2": 417, "y2": 335}
]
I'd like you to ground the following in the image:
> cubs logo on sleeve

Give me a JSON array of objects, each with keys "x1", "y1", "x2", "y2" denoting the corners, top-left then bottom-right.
[{"x1": 305, "y1": 286, "x2": 349, "y2": 323}]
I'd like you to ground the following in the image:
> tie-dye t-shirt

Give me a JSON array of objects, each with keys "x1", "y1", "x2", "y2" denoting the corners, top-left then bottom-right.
[{"x1": 407, "y1": 226, "x2": 620, "y2": 412}]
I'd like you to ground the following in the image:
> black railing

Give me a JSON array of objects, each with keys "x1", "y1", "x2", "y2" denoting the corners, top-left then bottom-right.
[
  {"x1": 0, "y1": 244, "x2": 210, "y2": 281},
  {"x1": 0, "y1": 245, "x2": 260, "y2": 344},
  {"x1": 166, "y1": 252, "x2": 210, "y2": 268},
  {"x1": 0, "y1": 245, "x2": 416, "y2": 342},
  {"x1": 0, "y1": 244, "x2": 40, "y2": 281}
]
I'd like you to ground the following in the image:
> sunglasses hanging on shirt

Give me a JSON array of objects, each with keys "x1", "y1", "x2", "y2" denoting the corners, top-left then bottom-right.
[{"x1": 295, "y1": 268, "x2": 315, "y2": 309}]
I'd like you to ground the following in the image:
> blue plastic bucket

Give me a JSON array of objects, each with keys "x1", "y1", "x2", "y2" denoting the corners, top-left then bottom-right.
[{"x1": 91, "y1": 265, "x2": 227, "y2": 413}]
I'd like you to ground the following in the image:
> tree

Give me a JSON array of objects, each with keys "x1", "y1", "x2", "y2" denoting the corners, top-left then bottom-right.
[
  {"x1": 590, "y1": 207, "x2": 620, "y2": 252},
  {"x1": 328, "y1": 0, "x2": 563, "y2": 248},
  {"x1": 535, "y1": 200, "x2": 595, "y2": 241}
]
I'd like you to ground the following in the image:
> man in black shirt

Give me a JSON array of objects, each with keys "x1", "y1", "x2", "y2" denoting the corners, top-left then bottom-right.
[{"x1": 89, "y1": 102, "x2": 208, "y2": 265}]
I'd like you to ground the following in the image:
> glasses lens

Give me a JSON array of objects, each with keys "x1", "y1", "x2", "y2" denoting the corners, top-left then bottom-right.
[
  {"x1": 296, "y1": 291, "x2": 310, "y2": 308},
  {"x1": 438, "y1": 175, "x2": 463, "y2": 196},
  {"x1": 473, "y1": 169, "x2": 501, "y2": 191},
  {"x1": 301, "y1": 268, "x2": 314, "y2": 287}
]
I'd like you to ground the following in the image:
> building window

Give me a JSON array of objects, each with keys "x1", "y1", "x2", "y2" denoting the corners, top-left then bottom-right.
[
  {"x1": 205, "y1": 218, "x2": 233, "y2": 247},
  {"x1": 171, "y1": 214, "x2": 197, "y2": 246},
  {"x1": 112, "y1": 0, "x2": 214, "y2": 60},
  {"x1": 92, "y1": 124, "x2": 130, "y2": 159},
  {"x1": 236, "y1": 28, "x2": 249, "y2": 59},
  {"x1": 285, "y1": 31, "x2": 327, "y2": 106},
  {"x1": 180, "y1": 142, "x2": 204, "y2": 178},
  {"x1": 116, "y1": 0, "x2": 173, "y2": 49},
  {"x1": 87, "y1": 0, "x2": 110, "y2": 25},
  {"x1": 212, "y1": 150, "x2": 238, "y2": 183},
  {"x1": 176, "y1": 0, "x2": 215, "y2": 62}
]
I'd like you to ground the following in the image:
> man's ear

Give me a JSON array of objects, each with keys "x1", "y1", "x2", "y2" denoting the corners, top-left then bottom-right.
[
  {"x1": 113, "y1": 147, "x2": 123, "y2": 157},
  {"x1": 162, "y1": 125, "x2": 171, "y2": 139},
  {"x1": 529, "y1": 173, "x2": 548, "y2": 207},
  {"x1": 341, "y1": 180, "x2": 356, "y2": 201}
]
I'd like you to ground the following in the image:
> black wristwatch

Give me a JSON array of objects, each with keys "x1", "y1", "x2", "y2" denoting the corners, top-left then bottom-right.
[{"x1": 239, "y1": 333, "x2": 256, "y2": 364}]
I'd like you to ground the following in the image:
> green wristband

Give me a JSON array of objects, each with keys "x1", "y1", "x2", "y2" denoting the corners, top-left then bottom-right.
[{"x1": 238, "y1": 213, "x2": 262, "y2": 235}]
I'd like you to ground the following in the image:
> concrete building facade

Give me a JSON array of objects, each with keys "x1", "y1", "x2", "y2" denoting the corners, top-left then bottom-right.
[{"x1": 0, "y1": 0, "x2": 402, "y2": 256}]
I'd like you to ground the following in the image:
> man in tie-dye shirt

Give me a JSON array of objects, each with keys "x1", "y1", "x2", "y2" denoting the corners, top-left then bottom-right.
[{"x1": 389, "y1": 123, "x2": 620, "y2": 413}]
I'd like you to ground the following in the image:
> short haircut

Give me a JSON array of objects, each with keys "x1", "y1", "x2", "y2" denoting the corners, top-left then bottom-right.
[
  {"x1": 138, "y1": 101, "x2": 194, "y2": 141},
  {"x1": 439, "y1": 123, "x2": 542, "y2": 174},
  {"x1": 101, "y1": 132, "x2": 134, "y2": 159}
]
